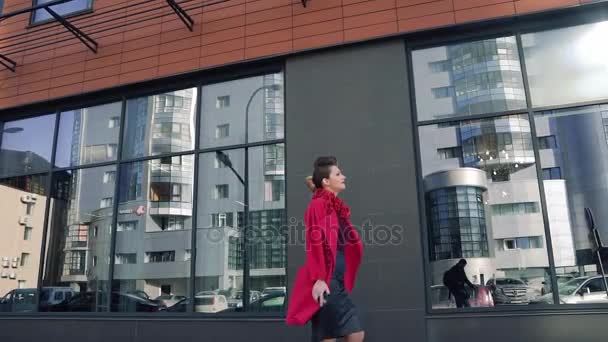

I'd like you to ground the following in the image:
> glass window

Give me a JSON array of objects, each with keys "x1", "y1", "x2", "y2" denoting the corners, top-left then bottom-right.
[
  {"x1": 24, "y1": 227, "x2": 33, "y2": 241},
  {"x1": 122, "y1": 88, "x2": 196, "y2": 159},
  {"x1": 534, "y1": 104, "x2": 608, "y2": 304},
  {"x1": 55, "y1": 102, "x2": 121, "y2": 167},
  {"x1": 55, "y1": 102, "x2": 122, "y2": 168},
  {"x1": 216, "y1": 96, "x2": 230, "y2": 108},
  {"x1": 523, "y1": 20, "x2": 608, "y2": 108},
  {"x1": 42, "y1": 166, "x2": 115, "y2": 312},
  {"x1": 419, "y1": 114, "x2": 551, "y2": 309},
  {"x1": 196, "y1": 149, "x2": 245, "y2": 313},
  {"x1": 32, "y1": 0, "x2": 93, "y2": 24},
  {"x1": 117, "y1": 221, "x2": 137, "y2": 232},
  {"x1": 1, "y1": 114, "x2": 55, "y2": 177},
  {"x1": 200, "y1": 73, "x2": 284, "y2": 148},
  {"x1": 247, "y1": 145, "x2": 287, "y2": 301},
  {"x1": 537, "y1": 136, "x2": 557, "y2": 150},
  {"x1": 216, "y1": 124, "x2": 230, "y2": 139},
  {"x1": 412, "y1": 37, "x2": 526, "y2": 121},
  {"x1": 214, "y1": 184, "x2": 229, "y2": 199},
  {"x1": 542, "y1": 167, "x2": 561, "y2": 180},
  {"x1": 112, "y1": 155, "x2": 193, "y2": 312}
]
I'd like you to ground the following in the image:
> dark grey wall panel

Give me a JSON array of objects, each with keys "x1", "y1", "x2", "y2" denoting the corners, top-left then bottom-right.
[
  {"x1": 427, "y1": 313, "x2": 608, "y2": 342},
  {"x1": 285, "y1": 39, "x2": 427, "y2": 341}
]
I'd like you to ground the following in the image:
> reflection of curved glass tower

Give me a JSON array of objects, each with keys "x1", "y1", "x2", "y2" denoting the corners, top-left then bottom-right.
[
  {"x1": 425, "y1": 168, "x2": 495, "y2": 285},
  {"x1": 461, "y1": 114, "x2": 535, "y2": 181},
  {"x1": 413, "y1": 36, "x2": 527, "y2": 121},
  {"x1": 449, "y1": 37, "x2": 526, "y2": 115}
]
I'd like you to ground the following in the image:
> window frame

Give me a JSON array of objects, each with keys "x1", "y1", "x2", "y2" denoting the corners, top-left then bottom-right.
[
  {"x1": 0, "y1": 64, "x2": 285, "y2": 318},
  {"x1": 407, "y1": 7, "x2": 608, "y2": 315},
  {"x1": 29, "y1": 0, "x2": 94, "y2": 26}
]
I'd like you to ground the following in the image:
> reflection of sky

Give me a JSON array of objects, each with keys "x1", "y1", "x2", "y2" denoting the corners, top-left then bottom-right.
[{"x1": 1, "y1": 114, "x2": 55, "y2": 162}]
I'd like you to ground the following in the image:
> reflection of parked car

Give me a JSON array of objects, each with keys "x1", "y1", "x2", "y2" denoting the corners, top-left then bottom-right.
[
  {"x1": 225, "y1": 292, "x2": 285, "y2": 313},
  {"x1": 486, "y1": 278, "x2": 540, "y2": 305},
  {"x1": 165, "y1": 295, "x2": 230, "y2": 313},
  {"x1": 127, "y1": 290, "x2": 151, "y2": 300},
  {"x1": 0, "y1": 288, "x2": 37, "y2": 312},
  {"x1": 48, "y1": 292, "x2": 162, "y2": 312},
  {"x1": 194, "y1": 295, "x2": 228, "y2": 313},
  {"x1": 261, "y1": 287, "x2": 286, "y2": 297},
  {"x1": 430, "y1": 285, "x2": 494, "y2": 309},
  {"x1": 533, "y1": 276, "x2": 608, "y2": 304},
  {"x1": 39, "y1": 287, "x2": 77, "y2": 310},
  {"x1": 228, "y1": 290, "x2": 262, "y2": 308},
  {"x1": 541, "y1": 275, "x2": 576, "y2": 295},
  {"x1": 154, "y1": 295, "x2": 186, "y2": 308}
]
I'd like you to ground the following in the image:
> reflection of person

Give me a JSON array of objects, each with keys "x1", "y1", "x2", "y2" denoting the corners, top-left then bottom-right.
[
  {"x1": 287, "y1": 156, "x2": 365, "y2": 342},
  {"x1": 443, "y1": 259, "x2": 476, "y2": 308}
]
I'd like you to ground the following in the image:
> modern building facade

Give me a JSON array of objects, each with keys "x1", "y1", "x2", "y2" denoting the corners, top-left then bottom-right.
[{"x1": 4, "y1": 0, "x2": 608, "y2": 341}]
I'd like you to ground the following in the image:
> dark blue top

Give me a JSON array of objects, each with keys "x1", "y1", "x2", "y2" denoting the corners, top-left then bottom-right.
[{"x1": 332, "y1": 219, "x2": 347, "y2": 282}]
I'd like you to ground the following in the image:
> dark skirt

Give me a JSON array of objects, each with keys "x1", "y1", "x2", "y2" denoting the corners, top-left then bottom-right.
[{"x1": 311, "y1": 250, "x2": 363, "y2": 341}]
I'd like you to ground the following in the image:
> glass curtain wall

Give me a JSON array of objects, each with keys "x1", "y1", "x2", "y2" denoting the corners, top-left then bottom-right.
[{"x1": 0, "y1": 72, "x2": 285, "y2": 315}]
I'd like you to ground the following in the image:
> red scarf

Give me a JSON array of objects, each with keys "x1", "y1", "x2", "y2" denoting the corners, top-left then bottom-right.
[{"x1": 313, "y1": 188, "x2": 351, "y2": 221}]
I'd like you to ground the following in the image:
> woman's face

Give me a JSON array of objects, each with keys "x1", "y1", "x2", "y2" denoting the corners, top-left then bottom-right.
[{"x1": 323, "y1": 165, "x2": 346, "y2": 193}]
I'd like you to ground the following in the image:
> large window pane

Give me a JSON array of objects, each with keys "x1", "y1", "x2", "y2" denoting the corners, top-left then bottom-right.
[
  {"x1": 122, "y1": 88, "x2": 197, "y2": 159},
  {"x1": 419, "y1": 114, "x2": 551, "y2": 309},
  {"x1": 245, "y1": 144, "x2": 286, "y2": 313},
  {"x1": 200, "y1": 73, "x2": 284, "y2": 149},
  {"x1": 32, "y1": 0, "x2": 93, "y2": 24},
  {"x1": 55, "y1": 102, "x2": 122, "y2": 168},
  {"x1": 112, "y1": 155, "x2": 194, "y2": 313},
  {"x1": 42, "y1": 166, "x2": 115, "y2": 312},
  {"x1": 0, "y1": 114, "x2": 55, "y2": 177},
  {"x1": 195, "y1": 149, "x2": 244, "y2": 314},
  {"x1": 412, "y1": 37, "x2": 526, "y2": 121},
  {"x1": 0, "y1": 175, "x2": 47, "y2": 313},
  {"x1": 523, "y1": 21, "x2": 608, "y2": 108},
  {"x1": 534, "y1": 105, "x2": 608, "y2": 304}
]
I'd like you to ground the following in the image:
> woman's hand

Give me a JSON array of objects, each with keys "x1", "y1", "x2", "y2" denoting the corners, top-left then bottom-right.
[{"x1": 312, "y1": 280, "x2": 330, "y2": 307}]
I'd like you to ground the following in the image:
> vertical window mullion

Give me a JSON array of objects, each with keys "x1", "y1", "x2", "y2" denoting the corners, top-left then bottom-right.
[
  {"x1": 106, "y1": 96, "x2": 127, "y2": 312},
  {"x1": 516, "y1": 31, "x2": 561, "y2": 306},
  {"x1": 34, "y1": 109, "x2": 60, "y2": 312},
  {"x1": 189, "y1": 84, "x2": 202, "y2": 314}
]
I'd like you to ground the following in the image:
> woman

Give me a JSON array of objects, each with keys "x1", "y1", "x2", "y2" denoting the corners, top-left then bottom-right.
[{"x1": 286, "y1": 156, "x2": 365, "y2": 342}]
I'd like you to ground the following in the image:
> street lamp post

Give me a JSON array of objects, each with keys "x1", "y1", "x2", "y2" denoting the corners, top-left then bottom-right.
[{"x1": 216, "y1": 83, "x2": 281, "y2": 311}]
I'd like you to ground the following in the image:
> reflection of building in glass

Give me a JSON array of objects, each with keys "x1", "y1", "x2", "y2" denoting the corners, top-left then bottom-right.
[
  {"x1": 196, "y1": 73, "x2": 286, "y2": 295},
  {"x1": 535, "y1": 105, "x2": 608, "y2": 273},
  {"x1": 424, "y1": 168, "x2": 496, "y2": 286},
  {"x1": 108, "y1": 89, "x2": 197, "y2": 299},
  {"x1": 0, "y1": 179, "x2": 46, "y2": 297},
  {"x1": 413, "y1": 37, "x2": 526, "y2": 120},
  {"x1": 422, "y1": 114, "x2": 575, "y2": 289}
]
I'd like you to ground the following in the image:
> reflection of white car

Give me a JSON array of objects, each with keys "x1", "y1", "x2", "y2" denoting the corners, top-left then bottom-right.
[
  {"x1": 534, "y1": 276, "x2": 608, "y2": 304},
  {"x1": 194, "y1": 295, "x2": 228, "y2": 313},
  {"x1": 262, "y1": 287, "x2": 286, "y2": 297},
  {"x1": 155, "y1": 295, "x2": 186, "y2": 308}
]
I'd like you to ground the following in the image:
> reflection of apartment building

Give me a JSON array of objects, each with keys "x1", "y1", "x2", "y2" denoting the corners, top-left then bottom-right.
[
  {"x1": 0, "y1": 180, "x2": 46, "y2": 296},
  {"x1": 535, "y1": 105, "x2": 608, "y2": 273},
  {"x1": 196, "y1": 74, "x2": 286, "y2": 294},
  {"x1": 413, "y1": 37, "x2": 527, "y2": 120},
  {"x1": 421, "y1": 115, "x2": 574, "y2": 285}
]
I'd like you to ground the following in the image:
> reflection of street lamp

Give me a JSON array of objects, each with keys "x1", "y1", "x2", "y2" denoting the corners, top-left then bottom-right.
[
  {"x1": 216, "y1": 151, "x2": 244, "y2": 186},
  {"x1": 244, "y1": 84, "x2": 281, "y2": 311},
  {"x1": 215, "y1": 83, "x2": 282, "y2": 311}
]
